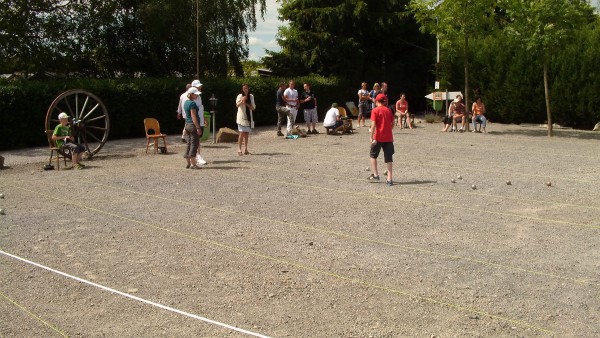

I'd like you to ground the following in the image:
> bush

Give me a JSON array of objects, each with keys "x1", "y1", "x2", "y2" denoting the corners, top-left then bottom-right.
[
  {"x1": 0, "y1": 76, "x2": 353, "y2": 151},
  {"x1": 424, "y1": 113, "x2": 443, "y2": 123}
]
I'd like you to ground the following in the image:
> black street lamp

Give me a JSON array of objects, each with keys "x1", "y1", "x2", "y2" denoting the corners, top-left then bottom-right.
[{"x1": 209, "y1": 94, "x2": 218, "y2": 143}]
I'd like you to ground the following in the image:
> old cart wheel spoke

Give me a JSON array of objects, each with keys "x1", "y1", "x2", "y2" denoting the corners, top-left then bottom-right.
[{"x1": 45, "y1": 90, "x2": 110, "y2": 158}]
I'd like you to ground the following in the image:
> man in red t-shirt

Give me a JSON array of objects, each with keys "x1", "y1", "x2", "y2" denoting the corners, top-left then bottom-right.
[{"x1": 369, "y1": 93, "x2": 395, "y2": 186}]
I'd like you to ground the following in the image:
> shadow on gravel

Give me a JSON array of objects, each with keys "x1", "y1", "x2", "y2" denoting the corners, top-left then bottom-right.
[
  {"x1": 89, "y1": 153, "x2": 137, "y2": 160},
  {"x1": 491, "y1": 129, "x2": 600, "y2": 140},
  {"x1": 399, "y1": 180, "x2": 437, "y2": 185},
  {"x1": 202, "y1": 145, "x2": 232, "y2": 149},
  {"x1": 250, "y1": 152, "x2": 290, "y2": 156},
  {"x1": 210, "y1": 160, "x2": 248, "y2": 165},
  {"x1": 199, "y1": 166, "x2": 243, "y2": 170}
]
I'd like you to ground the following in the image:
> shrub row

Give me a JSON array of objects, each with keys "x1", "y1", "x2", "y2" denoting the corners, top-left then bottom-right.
[{"x1": 0, "y1": 76, "x2": 353, "y2": 151}]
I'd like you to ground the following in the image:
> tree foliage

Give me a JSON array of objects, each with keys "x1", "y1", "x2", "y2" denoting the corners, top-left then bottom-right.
[
  {"x1": 264, "y1": 0, "x2": 435, "y2": 90},
  {"x1": 409, "y1": 0, "x2": 497, "y2": 121},
  {"x1": 497, "y1": 0, "x2": 594, "y2": 135},
  {"x1": 0, "y1": 0, "x2": 266, "y2": 77}
]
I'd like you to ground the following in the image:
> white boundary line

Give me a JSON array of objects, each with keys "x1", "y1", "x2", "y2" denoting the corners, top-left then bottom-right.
[{"x1": 0, "y1": 249, "x2": 270, "y2": 338}]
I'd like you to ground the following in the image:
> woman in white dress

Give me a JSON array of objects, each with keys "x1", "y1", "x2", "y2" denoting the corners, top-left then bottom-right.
[{"x1": 235, "y1": 84, "x2": 255, "y2": 155}]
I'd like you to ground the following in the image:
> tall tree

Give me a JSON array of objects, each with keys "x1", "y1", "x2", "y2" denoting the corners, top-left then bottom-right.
[
  {"x1": 0, "y1": 0, "x2": 266, "y2": 77},
  {"x1": 264, "y1": 0, "x2": 434, "y2": 89},
  {"x1": 500, "y1": 0, "x2": 594, "y2": 136},
  {"x1": 409, "y1": 0, "x2": 496, "y2": 127}
]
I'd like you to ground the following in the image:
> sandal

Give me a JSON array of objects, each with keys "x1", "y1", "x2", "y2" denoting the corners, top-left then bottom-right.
[{"x1": 244, "y1": 150, "x2": 251, "y2": 155}]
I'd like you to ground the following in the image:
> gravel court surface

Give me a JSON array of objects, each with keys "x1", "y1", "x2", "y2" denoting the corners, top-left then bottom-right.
[{"x1": 1, "y1": 120, "x2": 599, "y2": 337}]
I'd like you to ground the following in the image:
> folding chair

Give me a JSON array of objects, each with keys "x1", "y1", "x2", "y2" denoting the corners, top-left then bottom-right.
[
  {"x1": 338, "y1": 107, "x2": 354, "y2": 133},
  {"x1": 144, "y1": 118, "x2": 168, "y2": 154},
  {"x1": 45, "y1": 130, "x2": 72, "y2": 170}
]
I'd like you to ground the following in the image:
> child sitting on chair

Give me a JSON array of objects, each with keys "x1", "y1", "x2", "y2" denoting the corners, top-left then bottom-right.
[{"x1": 52, "y1": 112, "x2": 86, "y2": 169}]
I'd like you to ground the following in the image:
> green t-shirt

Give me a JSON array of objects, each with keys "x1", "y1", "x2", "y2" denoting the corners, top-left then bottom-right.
[{"x1": 53, "y1": 124, "x2": 70, "y2": 147}]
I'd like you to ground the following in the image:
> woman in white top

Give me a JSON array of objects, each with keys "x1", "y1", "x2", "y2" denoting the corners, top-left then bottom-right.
[{"x1": 235, "y1": 84, "x2": 255, "y2": 155}]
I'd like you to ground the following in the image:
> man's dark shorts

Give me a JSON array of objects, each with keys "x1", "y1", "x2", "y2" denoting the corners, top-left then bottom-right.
[
  {"x1": 64, "y1": 142, "x2": 85, "y2": 154},
  {"x1": 370, "y1": 141, "x2": 394, "y2": 163}
]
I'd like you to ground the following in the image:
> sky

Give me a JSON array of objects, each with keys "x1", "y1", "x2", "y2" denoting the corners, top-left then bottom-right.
[
  {"x1": 248, "y1": 0, "x2": 284, "y2": 61},
  {"x1": 247, "y1": 0, "x2": 600, "y2": 61}
]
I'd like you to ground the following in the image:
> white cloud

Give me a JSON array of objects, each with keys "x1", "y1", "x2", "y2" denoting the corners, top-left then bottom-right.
[{"x1": 248, "y1": 0, "x2": 286, "y2": 60}]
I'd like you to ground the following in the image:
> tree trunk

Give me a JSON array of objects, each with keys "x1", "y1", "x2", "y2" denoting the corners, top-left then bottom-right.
[
  {"x1": 464, "y1": 33, "x2": 470, "y2": 132},
  {"x1": 544, "y1": 61, "x2": 553, "y2": 137}
]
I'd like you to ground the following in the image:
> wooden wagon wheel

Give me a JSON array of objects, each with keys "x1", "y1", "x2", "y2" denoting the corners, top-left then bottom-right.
[{"x1": 45, "y1": 90, "x2": 110, "y2": 158}]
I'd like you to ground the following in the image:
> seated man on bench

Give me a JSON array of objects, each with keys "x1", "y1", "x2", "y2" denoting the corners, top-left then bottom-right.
[{"x1": 323, "y1": 103, "x2": 344, "y2": 134}]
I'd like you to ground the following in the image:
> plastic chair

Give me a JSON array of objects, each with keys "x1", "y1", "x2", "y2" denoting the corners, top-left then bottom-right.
[
  {"x1": 45, "y1": 130, "x2": 72, "y2": 170},
  {"x1": 144, "y1": 118, "x2": 168, "y2": 154},
  {"x1": 338, "y1": 107, "x2": 354, "y2": 133},
  {"x1": 345, "y1": 101, "x2": 359, "y2": 117}
]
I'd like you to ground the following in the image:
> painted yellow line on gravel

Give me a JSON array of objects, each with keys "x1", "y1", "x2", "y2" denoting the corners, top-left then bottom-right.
[
  {"x1": 0, "y1": 289, "x2": 68, "y2": 337},
  {"x1": 90, "y1": 180, "x2": 600, "y2": 287},
  {"x1": 11, "y1": 185, "x2": 555, "y2": 335},
  {"x1": 292, "y1": 148, "x2": 600, "y2": 184},
  {"x1": 222, "y1": 161, "x2": 600, "y2": 211},
  {"x1": 12, "y1": 181, "x2": 598, "y2": 288},
  {"x1": 217, "y1": 170, "x2": 600, "y2": 230}
]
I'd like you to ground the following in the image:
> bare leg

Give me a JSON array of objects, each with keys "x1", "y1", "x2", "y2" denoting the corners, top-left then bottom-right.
[
  {"x1": 386, "y1": 162, "x2": 393, "y2": 181},
  {"x1": 237, "y1": 134, "x2": 243, "y2": 154},
  {"x1": 243, "y1": 132, "x2": 250, "y2": 153},
  {"x1": 370, "y1": 157, "x2": 379, "y2": 178}
]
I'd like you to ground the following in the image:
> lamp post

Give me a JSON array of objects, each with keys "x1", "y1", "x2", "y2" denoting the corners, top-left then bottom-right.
[{"x1": 209, "y1": 94, "x2": 218, "y2": 144}]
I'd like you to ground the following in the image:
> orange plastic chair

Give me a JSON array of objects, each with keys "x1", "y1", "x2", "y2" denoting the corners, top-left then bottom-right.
[
  {"x1": 338, "y1": 107, "x2": 353, "y2": 133},
  {"x1": 144, "y1": 118, "x2": 168, "y2": 154},
  {"x1": 45, "y1": 130, "x2": 72, "y2": 170}
]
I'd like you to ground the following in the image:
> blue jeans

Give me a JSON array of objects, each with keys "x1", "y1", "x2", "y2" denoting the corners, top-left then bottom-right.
[{"x1": 473, "y1": 115, "x2": 487, "y2": 129}]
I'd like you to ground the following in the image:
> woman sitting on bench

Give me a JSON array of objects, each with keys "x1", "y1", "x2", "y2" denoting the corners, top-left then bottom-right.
[{"x1": 471, "y1": 96, "x2": 487, "y2": 133}]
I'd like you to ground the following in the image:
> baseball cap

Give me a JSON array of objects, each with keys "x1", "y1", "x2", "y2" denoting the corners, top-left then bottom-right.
[
  {"x1": 375, "y1": 93, "x2": 387, "y2": 102},
  {"x1": 191, "y1": 80, "x2": 202, "y2": 87},
  {"x1": 187, "y1": 87, "x2": 201, "y2": 95},
  {"x1": 58, "y1": 112, "x2": 69, "y2": 119}
]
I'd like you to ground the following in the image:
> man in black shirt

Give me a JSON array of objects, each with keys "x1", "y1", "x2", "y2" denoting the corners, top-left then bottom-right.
[{"x1": 300, "y1": 83, "x2": 318, "y2": 134}]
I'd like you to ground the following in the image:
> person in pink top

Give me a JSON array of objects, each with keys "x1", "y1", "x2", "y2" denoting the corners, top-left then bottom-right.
[
  {"x1": 368, "y1": 93, "x2": 395, "y2": 186},
  {"x1": 395, "y1": 93, "x2": 412, "y2": 129}
]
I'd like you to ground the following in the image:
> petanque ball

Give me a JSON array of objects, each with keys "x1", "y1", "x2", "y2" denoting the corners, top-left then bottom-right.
[
  {"x1": 546, "y1": 181, "x2": 552, "y2": 187},
  {"x1": 0, "y1": 209, "x2": 4, "y2": 215},
  {"x1": 457, "y1": 175, "x2": 462, "y2": 180},
  {"x1": 451, "y1": 178, "x2": 456, "y2": 183},
  {"x1": 506, "y1": 180, "x2": 512, "y2": 185},
  {"x1": 471, "y1": 184, "x2": 477, "y2": 190},
  {"x1": 0, "y1": 193, "x2": 4, "y2": 199}
]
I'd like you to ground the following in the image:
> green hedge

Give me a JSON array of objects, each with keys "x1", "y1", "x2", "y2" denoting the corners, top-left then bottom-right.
[{"x1": 0, "y1": 76, "x2": 352, "y2": 151}]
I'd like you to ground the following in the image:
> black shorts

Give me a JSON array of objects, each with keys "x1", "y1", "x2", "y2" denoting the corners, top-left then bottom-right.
[
  {"x1": 370, "y1": 141, "x2": 394, "y2": 163},
  {"x1": 64, "y1": 142, "x2": 85, "y2": 154}
]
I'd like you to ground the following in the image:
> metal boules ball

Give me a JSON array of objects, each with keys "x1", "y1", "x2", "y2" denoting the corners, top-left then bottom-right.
[
  {"x1": 457, "y1": 175, "x2": 462, "y2": 180},
  {"x1": 546, "y1": 181, "x2": 552, "y2": 187},
  {"x1": 0, "y1": 193, "x2": 4, "y2": 199},
  {"x1": 506, "y1": 180, "x2": 512, "y2": 185},
  {"x1": 451, "y1": 178, "x2": 456, "y2": 183},
  {"x1": 471, "y1": 184, "x2": 477, "y2": 190},
  {"x1": 0, "y1": 209, "x2": 5, "y2": 215}
]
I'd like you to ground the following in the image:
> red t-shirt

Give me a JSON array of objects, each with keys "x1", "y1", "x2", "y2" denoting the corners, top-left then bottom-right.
[
  {"x1": 371, "y1": 105, "x2": 394, "y2": 142},
  {"x1": 396, "y1": 99, "x2": 408, "y2": 113}
]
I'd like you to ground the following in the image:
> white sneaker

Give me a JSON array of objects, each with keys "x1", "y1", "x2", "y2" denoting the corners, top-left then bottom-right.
[{"x1": 196, "y1": 155, "x2": 207, "y2": 165}]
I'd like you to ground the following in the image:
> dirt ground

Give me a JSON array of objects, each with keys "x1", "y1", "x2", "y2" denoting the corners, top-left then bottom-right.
[{"x1": 1, "y1": 119, "x2": 599, "y2": 337}]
